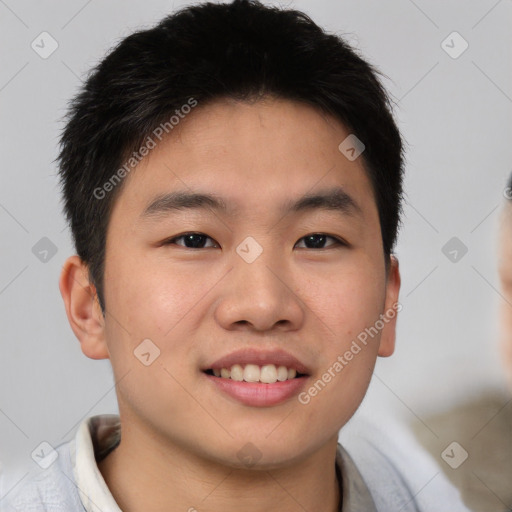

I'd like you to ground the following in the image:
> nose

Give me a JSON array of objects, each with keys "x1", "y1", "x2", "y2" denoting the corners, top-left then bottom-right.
[{"x1": 214, "y1": 246, "x2": 305, "y2": 333}]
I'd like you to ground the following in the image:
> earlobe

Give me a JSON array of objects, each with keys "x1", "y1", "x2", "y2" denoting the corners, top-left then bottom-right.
[
  {"x1": 59, "y1": 255, "x2": 110, "y2": 360},
  {"x1": 377, "y1": 255, "x2": 401, "y2": 358}
]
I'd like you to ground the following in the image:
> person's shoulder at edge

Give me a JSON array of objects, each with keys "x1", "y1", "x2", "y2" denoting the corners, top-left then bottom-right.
[
  {"x1": 339, "y1": 411, "x2": 473, "y2": 512},
  {"x1": 0, "y1": 437, "x2": 83, "y2": 512}
]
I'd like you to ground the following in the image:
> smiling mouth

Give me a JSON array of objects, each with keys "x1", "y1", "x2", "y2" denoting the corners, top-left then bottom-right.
[{"x1": 204, "y1": 364, "x2": 307, "y2": 384}]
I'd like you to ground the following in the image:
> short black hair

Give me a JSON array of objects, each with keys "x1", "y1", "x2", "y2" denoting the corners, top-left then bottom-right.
[
  {"x1": 57, "y1": 0, "x2": 405, "y2": 314},
  {"x1": 506, "y1": 172, "x2": 512, "y2": 199}
]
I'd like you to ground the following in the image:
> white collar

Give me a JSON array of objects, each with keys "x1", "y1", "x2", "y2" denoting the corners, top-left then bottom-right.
[
  {"x1": 71, "y1": 414, "x2": 122, "y2": 512},
  {"x1": 70, "y1": 414, "x2": 375, "y2": 511}
]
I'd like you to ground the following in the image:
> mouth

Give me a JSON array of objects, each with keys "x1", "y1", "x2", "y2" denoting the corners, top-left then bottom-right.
[
  {"x1": 202, "y1": 349, "x2": 310, "y2": 407},
  {"x1": 203, "y1": 364, "x2": 307, "y2": 383}
]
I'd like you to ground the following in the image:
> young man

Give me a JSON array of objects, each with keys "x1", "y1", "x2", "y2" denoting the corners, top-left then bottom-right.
[{"x1": 0, "y1": 1, "x2": 470, "y2": 510}]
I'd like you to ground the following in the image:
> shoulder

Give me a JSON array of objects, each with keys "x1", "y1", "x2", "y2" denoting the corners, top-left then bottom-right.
[
  {"x1": 339, "y1": 412, "x2": 471, "y2": 512},
  {"x1": 411, "y1": 392, "x2": 512, "y2": 511},
  {"x1": 0, "y1": 440, "x2": 83, "y2": 512}
]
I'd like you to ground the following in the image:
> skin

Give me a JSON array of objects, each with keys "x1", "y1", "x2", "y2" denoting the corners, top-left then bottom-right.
[
  {"x1": 59, "y1": 97, "x2": 400, "y2": 512},
  {"x1": 498, "y1": 200, "x2": 512, "y2": 388}
]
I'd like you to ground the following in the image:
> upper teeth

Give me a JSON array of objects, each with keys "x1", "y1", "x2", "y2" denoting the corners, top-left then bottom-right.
[{"x1": 212, "y1": 364, "x2": 297, "y2": 383}]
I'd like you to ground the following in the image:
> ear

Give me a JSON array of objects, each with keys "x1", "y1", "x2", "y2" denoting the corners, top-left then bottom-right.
[
  {"x1": 377, "y1": 255, "x2": 401, "y2": 357},
  {"x1": 59, "y1": 255, "x2": 109, "y2": 360}
]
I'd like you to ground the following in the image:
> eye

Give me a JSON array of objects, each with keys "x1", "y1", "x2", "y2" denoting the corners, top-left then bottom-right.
[
  {"x1": 164, "y1": 232, "x2": 218, "y2": 249},
  {"x1": 163, "y1": 232, "x2": 346, "y2": 250},
  {"x1": 295, "y1": 233, "x2": 345, "y2": 249}
]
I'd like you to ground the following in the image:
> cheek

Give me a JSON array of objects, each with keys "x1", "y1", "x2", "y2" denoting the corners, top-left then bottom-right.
[
  {"x1": 308, "y1": 267, "x2": 385, "y2": 347},
  {"x1": 103, "y1": 253, "x2": 221, "y2": 386},
  {"x1": 105, "y1": 251, "x2": 204, "y2": 339},
  {"x1": 298, "y1": 276, "x2": 383, "y2": 422},
  {"x1": 102, "y1": 260, "x2": 198, "y2": 412}
]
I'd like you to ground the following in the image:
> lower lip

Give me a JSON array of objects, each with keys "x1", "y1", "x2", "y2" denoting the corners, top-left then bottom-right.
[{"x1": 204, "y1": 373, "x2": 308, "y2": 407}]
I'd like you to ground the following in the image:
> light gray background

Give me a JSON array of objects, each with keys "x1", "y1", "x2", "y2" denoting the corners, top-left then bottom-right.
[{"x1": 1, "y1": 0, "x2": 511, "y2": 496}]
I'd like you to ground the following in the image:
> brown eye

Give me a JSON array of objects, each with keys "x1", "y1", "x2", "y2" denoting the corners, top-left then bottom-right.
[
  {"x1": 165, "y1": 233, "x2": 218, "y2": 249},
  {"x1": 295, "y1": 234, "x2": 344, "y2": 249}
]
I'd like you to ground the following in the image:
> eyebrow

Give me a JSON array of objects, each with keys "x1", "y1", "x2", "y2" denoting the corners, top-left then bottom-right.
[{"x1": 140, "y1": 186, "x2": 363, "y2": 221}]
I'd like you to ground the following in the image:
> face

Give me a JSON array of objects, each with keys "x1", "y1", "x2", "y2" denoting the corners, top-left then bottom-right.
[
  {"x1": 68, "y1": 97, "x2": 400, "y2": 468},
  {"x1": 498, "y1": 201, "x2": 512, "y2": 387}
]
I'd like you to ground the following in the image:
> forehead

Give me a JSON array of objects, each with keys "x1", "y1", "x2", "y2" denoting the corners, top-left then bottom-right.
[{"x1": 110, "y1": 97, "x2": 378, "y2": 222}]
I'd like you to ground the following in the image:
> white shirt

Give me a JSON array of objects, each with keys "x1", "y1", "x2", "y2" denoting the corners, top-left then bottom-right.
[{"x1": 0, "y1": 413, "x2": 470, "y2": 511}]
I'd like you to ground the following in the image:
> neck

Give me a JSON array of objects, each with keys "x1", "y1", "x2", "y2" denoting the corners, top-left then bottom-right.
[{"x1": 97, "y1": 417, "x2": 341, "y2": 512}]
